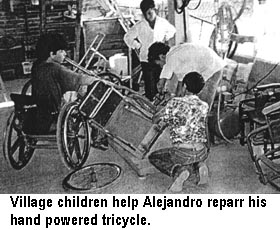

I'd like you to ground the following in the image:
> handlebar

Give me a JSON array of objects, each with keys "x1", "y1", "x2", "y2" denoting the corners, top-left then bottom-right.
[{"x1": 64, "y1": 57, "x2": 98, "y2": 77}]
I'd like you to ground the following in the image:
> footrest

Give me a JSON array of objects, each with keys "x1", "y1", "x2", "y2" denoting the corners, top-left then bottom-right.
[{"x1": 259, "y1": 155, "x2": 280, "y2": 173}]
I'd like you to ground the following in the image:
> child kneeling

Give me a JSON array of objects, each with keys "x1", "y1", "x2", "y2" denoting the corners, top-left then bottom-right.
[{"x1": 149, "y1": 72, "x2": 209, "y2": 192}]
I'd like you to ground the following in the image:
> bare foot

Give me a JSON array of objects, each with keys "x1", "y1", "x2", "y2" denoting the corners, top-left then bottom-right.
[
  {"x1": 169, "y1": 168, "x2": 190, "y2": 192},
  {"x1": 197, "y1": 162, "x2": 209, "y2": 185}
]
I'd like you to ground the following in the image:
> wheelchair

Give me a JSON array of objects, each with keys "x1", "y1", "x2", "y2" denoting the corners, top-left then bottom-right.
[
  {"x1": 246, "y1": 100, "x2": 280, "y2": 190},
  {"x1": 2, "y1": 71, "x2": 121, "y2": 171},
  {"x1": 239, "y1": 83, "x2": 280, "y2": 145}
]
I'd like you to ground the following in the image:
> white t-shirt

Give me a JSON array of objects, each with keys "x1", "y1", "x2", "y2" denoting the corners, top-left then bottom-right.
[
  {"x1": 160, "y1": 43, "x2": 226, "y2": 82},
  {"x1": 124, "y1": 16, "x2": 176, "y2": 62}
]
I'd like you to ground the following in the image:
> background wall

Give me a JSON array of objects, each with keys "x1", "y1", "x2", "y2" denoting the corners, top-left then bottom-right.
[{"x1": 0, "y1": 0, "x2": 76, "y2": 80}]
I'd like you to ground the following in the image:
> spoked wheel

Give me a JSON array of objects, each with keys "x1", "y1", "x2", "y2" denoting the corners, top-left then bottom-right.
[
  {"x1": 62, "y1": 163, "x2": 122, "y2": 191},
  {"x1": 3, "y1": 110, "x2": 34, "y2": 170},
  {"x1": 209, "y1": 23, "x2": 238, "y2": 59},
  {"x1": 57, "y1": 101, "x2": 91, "y2": 170}
]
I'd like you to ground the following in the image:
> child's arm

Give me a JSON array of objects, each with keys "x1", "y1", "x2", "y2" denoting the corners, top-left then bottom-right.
[{"x1": 60, "y1": 65, "x2": 96, "y2": 91}]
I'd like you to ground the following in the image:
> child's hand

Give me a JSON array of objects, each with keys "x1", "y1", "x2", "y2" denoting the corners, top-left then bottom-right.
[{"x1": 62, "y1": 91, "x2": 77, "y2": 105}]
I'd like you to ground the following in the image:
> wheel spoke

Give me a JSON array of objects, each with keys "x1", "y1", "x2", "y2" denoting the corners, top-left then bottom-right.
[
  {"x1": 9, "y1": 137, "x2": 23, "y2": 156},
  {"x1": 74, "y1": 137, "x2": 82, "y2": 160},
  {"x1": 76, "y1": 122, "x2": 86, "y2": 139},
  {"x1": 66, "y1": 117, "x2": 79, "y2": 157},
  {"x1": 18, "y1": 143, "x2": 26, "y2": 163},
  {"x1": 58, "y1": 101, "x2": 90, "y2": 169},
  {"x1": 77, "y1": 134, "x2": 86, "y2": 139},
  {"x1": 67, "y1": 138, "x2": 75, "y2": 157}
]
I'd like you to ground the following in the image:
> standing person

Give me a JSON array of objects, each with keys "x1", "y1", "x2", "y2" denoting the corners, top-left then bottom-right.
[
  {"x1": 157, "y1": 43, "x2": 226, "y2": 106},
  {"x1": 123, "y1": 0, "x2": 176, "y2": 100},
  {"x1": 149, "y1": 72, "x2": 209, "y2": 192},
  {"x1": 31, "y1": 33, "x2": 95, "y2": 134}
]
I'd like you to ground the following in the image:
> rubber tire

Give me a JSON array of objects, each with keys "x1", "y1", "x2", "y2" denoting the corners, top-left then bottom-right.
[
  {"x1": 3, "y1": 110, "x2": 34, "y2": 170},
  {"x1": 57, "y1": 101, "x2": 91, "y2": 170},
  {"x1": 21, "y1": 79, "x2": 32, "y2": 95},
  {"x1": 62, "y1": 163, "x2": 122, "y2": 191}
]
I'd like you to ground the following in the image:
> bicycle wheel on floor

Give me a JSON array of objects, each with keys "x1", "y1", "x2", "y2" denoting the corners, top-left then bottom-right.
[{"x1": 62, "y1": 163, "x2": 122, "y2": 191}]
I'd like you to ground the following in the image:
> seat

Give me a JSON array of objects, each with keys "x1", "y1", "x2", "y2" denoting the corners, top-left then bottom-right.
[
  {"x1": 4, "y1": 90, "x2": 89, "y2": 170},
  {"x1": 247, "y1": 100, "x2": 280, "y2": 190},
  {"x1": 239, "y1": 83, "x2": 280, "y2": 145},
  {"x1": 10, "y1": 93, "x2": 58, "y2": 135},
  {"x1": 3, "y1": 93, "x2": 57, "y2": 170}
]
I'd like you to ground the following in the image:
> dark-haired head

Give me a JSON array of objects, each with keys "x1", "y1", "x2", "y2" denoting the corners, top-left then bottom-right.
[
  {"x1": 148, "y1": 42, "x2": 170, "y2": 63},
  {"x1": 182, "y1": 72, "x2": 205, "y2": 94},
  {"x1": 140, "y1": 0, "x2": 155, "y2": 15},
  {"x1": 35, "y1": 33, "x2": 67, "y2": 62}
]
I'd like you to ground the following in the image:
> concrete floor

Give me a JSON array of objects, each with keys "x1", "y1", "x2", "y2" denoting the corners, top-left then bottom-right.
[{"x1": 0, "y1": 79, "x2": 279, "y2": 194}]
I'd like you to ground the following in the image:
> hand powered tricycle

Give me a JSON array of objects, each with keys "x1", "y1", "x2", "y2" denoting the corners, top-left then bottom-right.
[
  {"x1": 58, "y1": 70, "x2": 221, "y2": 180},
  {"x1": 59, "y1": 70, "x2": 222, "y2": 192},
  {"x1": 57, "y1": 78, "x2": 162, "y2": 177}
]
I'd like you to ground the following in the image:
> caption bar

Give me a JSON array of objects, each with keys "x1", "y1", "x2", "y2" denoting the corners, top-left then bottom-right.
[{"x1": 8, "y1": 195, "x2": 267, "y2": 229}]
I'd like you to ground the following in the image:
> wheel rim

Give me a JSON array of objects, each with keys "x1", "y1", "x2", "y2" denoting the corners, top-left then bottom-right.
[
  {"x1": 21, "y1": 79, "x2": 32, "y2": 95},
  {"x1": 209, "y1": 24, "x2": 238, "y2": 59},
  {"x1": 58, "y1": 102, "x2": 90, "y2": 169},
  {"x1": 3, "y1": 111, "x2": 34, "y2": 170},
  {"x1": 62, "y1": 163, "x2": 122, "y2": 191}
]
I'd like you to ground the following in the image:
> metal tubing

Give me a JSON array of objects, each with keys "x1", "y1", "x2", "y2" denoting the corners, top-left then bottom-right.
[{"x1": 64, "y1": 57, "x2": 98, "y2": 77}]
